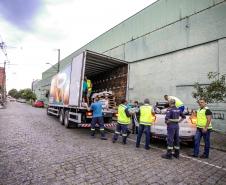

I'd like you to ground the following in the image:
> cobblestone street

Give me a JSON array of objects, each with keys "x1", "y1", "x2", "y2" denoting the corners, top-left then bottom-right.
[{"x1": 0, "y1": 102, "x2": 226, "y2": 185}]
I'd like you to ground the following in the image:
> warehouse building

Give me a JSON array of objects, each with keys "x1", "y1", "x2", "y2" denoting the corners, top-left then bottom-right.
[{"x1": 36, "y1": 0, "x2": 226, "y2": 131}]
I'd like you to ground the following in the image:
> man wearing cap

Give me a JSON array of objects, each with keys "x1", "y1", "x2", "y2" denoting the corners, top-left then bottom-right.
[
  {"x1": 164, "y1": 95, "x2": 185, "y2": 113},
  {"x1": 136, "y1": 98, "x2": 155, "y2": 150},
  {"x1": 162, "y1": 98, "x2": 186, "y2": 159}
]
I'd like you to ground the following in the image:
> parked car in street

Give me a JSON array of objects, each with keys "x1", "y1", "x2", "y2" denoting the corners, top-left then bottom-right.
[
  {"x1": 33, "y1": 100, "x2": 44, "y2": 108},
  {"x1": 8, "y1": 97, "x2": 16, "y2": 102},
  {"x1": 151, "y1": 102, "x2": 197, "y2": 145},
  {"x1": 17, "y1": 98, "x2": 26, "y2": 103}
]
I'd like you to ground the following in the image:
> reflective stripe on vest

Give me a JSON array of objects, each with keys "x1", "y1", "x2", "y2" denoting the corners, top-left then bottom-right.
[
  {"x1": 197, "y1": 107, "x2": 212, "y2": 129},
  {"x1": 169, "y1": 96, "x2": 183, "y2": 108},
  {"x1": 139, "y1": 105, "x2": 154, "y2": 126},
  {"x1": 117, "y1": 104, "x2": 131, "y2": 125},
  {"x1": 87, "y1": 79, "x2": 92, "y2": 92}
]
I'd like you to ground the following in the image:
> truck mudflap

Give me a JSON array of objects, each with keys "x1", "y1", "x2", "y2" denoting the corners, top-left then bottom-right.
[{"x1": 78, "y1": 122, "x2": 116, "y2": 128}]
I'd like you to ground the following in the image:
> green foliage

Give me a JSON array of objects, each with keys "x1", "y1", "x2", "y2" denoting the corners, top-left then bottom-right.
[
  {"x1": 8, "y1": 88, "x2": 36, "y2": 101},
  {"x1": 192, "y1": 72, "x2": 226, "y2": 103},
  {"x1": 18, "y1": 88, "x2": 36, "y2": 101},
  {"x1": 8, "y1": 88, "x2": 18, "y2": 98}
]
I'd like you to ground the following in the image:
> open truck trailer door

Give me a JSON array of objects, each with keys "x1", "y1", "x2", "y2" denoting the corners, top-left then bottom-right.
[{"x1": 47, "y1": 50, "x2": 129, "y2": 128}]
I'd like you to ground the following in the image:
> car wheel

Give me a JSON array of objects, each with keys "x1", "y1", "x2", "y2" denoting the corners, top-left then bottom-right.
[
  {"x1": 64, "y1": 111, "x2": 70, "y2": 128},
  {"x1": 59, "y1": 109, "x2": 64, "y2": 125},
  {"x1": 187, "y1": 137, "x2": 195, "y2": 148}
]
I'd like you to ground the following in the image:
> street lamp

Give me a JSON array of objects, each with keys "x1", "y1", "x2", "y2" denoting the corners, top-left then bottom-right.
[
  {"x1": 46, "y1": 62, "x2": 59, "y2": 73},
  {"x1": 45, "y1": 48, "x2": 60, "y2": 73}
]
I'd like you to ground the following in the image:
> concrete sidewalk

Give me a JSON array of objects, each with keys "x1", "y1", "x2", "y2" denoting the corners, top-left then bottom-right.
[{"x1": 210, "y1": 131, "x2": 226, "y2": 151}]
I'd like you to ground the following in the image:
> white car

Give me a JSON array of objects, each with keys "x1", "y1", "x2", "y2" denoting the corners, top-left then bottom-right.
[
  {"x1": 17, "y1": 98, "x2": 26, "y2": 103},
  {"x1": 151, "y1": 114, "x2": 196, "y2": 142},
  {"x1": 151, "y1": 102, "x2": 197, "y2": 144}
]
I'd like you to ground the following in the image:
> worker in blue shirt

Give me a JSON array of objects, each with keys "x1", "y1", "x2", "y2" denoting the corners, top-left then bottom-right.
[
  {"x1": 88, "y1": 96, "x2": 107, "y2": 140},
  {"x1": 162, "y1": 99, "x2": 186, "y2": 159}
]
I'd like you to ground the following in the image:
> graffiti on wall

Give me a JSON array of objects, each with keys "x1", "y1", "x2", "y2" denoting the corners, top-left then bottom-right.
[{"x1": 212, "y1": 112, "x2": 225, "y2": 120}]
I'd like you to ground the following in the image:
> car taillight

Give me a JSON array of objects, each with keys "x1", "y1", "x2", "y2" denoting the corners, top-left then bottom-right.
[
  {"x1": 189, "y1": 116, "x2": 197, "y2": 124},
  {"x1": 151, "y1": 115, "x2": 157, "y2": 123},
  {"x1": 86, "y1": 112, "x2": 92, "y2": 116}
]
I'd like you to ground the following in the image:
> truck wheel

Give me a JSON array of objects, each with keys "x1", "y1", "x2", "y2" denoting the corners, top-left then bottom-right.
[
  {"x1": 59, "y1": 109, "x2": 64, "y2": 125},
  {"x1": 64, "y1": 111, "x2": 70, "y2": 128},
  {"x1": 47, "y1": 107, "x2": 50, "y2": 116}
]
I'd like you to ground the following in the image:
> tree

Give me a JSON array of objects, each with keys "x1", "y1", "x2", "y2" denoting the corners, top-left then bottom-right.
[
  {"x1": 8, "y1": 88, "x2": 18, "y2": 98},
  {"x1": 18, "y1": 88, "x2": 36, "y2": 101},
  {"x1": 8, "y1": 88, "x2": 36, "y2": 101},
  {"x1": 192, "y1": 72, "x2": 226, "y2": 103}
]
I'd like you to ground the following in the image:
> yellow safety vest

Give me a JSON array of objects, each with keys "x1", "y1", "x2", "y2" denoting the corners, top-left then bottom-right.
[
  {"x1": 139, "y1": 104, "x2": 154, "y2": 126},
  {"x1": 169, "y1": 96, "x2": 183, "y2": 108},
  {"x1": 197, "y1": 107, "x2": 212, "y2": 129},
  {"x1": 87, "y1": 79, "x2": 92, "y2": 92},
  {"x1": 118, "y1": 104, "x2": 131, "y2": 125}
]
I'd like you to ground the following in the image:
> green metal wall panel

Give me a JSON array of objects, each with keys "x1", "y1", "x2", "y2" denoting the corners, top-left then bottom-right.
[
  {"x1": 42, "y1": 0, "x2": 225, "y2": 80},
  {"x1": 125, "y1": 1, "x2": 226, "y2": 62}
]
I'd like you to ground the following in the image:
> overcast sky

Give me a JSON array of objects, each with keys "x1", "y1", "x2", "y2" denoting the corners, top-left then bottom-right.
[{"x1": 0, "y1": 0, "x2": 156, "y2": 91}]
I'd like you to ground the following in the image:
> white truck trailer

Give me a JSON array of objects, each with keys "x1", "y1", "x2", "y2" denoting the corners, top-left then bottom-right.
[{"x1": 47, "y1": 50, "x2": 128, "y2": 128}]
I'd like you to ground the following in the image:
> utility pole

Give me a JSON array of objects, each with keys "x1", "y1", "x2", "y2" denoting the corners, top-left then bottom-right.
[
  {"x1": 0, "y1": 41, "x2": 7, "y2": 104},
  {"x1": 57, "y1": 49, "x2": 60, "y2": 73}
]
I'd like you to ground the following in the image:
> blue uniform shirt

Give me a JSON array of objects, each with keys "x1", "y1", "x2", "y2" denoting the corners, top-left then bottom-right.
[
  {"x1": 165, "y1": 106, "x2": 185, "y2": 124},
  {"x1": 90, "y1": 101, "x2": 103, "y2": 118}
]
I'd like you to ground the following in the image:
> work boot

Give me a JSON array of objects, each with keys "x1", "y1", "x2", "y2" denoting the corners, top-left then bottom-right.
[
  {"x1": 200, "y1": 154, "x2": 208, "y2": 159},
  {"x1": 127, "y1": 130, "x2": 131, "y2": 137},
  {"x1": 100, "y1": 131, "x2": 107, "y2": 140},
  {"x1": 173, "y1": 149, "x2": 180, "y2": 159},
  {"x1": 112, "y1": 135, "x2": 116, "y2": 143},
  {"x1": 90, "y1": 130, "x2": 95, "y2": 137},
  {"x1": 122, "y1": 136, "x2": 127, "y2": 144},
  {"x1": 161, "y1": 150, "x2": 172, "y2": 160}
]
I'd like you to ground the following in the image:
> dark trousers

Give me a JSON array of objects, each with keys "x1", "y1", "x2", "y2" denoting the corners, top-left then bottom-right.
[
  {"x1": 167, "y1": 123, "x2": 180, "y2": 149},
  {"x1": 91, "y1": 116, "x2": 105, "y2": 137},
  {"x1": 113, "y1": 123, "x2": 129, "y2": 144},
  {"x1": 194, "y1": 128, "x2": 211, "y2": 157},
  {"x1": 136, "y1": 124, "x2": 151, "y2": 148},
  {"x1": 132, "y1": 116, "x2": 138, "y2": 134}
]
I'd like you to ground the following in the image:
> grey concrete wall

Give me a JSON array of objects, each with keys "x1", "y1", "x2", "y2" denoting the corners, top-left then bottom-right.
[{"x1": 128, "y1": 39, "x2": 226, "y2": 132}]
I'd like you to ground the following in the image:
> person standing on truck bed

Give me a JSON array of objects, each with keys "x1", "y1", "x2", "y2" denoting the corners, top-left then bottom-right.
[
  {"x1": 88, "y1": 96, "x2": 107, "y2": 140},
  {"x1": 112, "y1": 99, "x2": 132, "y2": 144},
  {"x1": 86, "y1": 76, "x2": 92, "y2": 101},
  {"x1": 164, "y1": 95, "x2": 185, "y2": 113},
  {"x1": 82, "y1": 78, "x2": 88, "y2": 104},
  {"x1": 161, "y1": 99, "x2": 186, "y2": 159},
  {"x1": 191, "y1": 98, "x2": 212, "y2": 159},
  {"x1": 136, "y1": 98, "x2": 155, "y2": 150}
]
